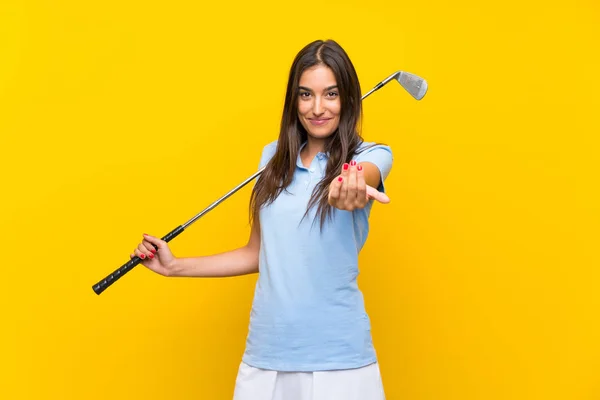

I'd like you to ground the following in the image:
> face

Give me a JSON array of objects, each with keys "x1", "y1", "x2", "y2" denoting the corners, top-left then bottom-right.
[{"x1": 297, "y1": 65, "x2": 341, "y2": 141}]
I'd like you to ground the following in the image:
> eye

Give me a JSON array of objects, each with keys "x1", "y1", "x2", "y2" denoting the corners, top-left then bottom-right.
[
  {"x1": 327, "y1": 91, "x2": 339, "y2": 98},
  {"x1": 299, "y1": 91, "x2": 311, "y2": 99}
]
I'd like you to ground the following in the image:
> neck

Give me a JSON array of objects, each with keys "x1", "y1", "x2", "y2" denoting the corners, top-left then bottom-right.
[
  {"x1": 300, "y1": 137, "x2": 325, "y2": 167},
  {"x1": 304, "y1": 137, "x2": 326, "y2": 155}
]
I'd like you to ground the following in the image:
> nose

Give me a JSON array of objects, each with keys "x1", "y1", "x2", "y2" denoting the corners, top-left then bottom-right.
[{"x1": 312, "y1": 96, "x2": 324, "y2": 116}]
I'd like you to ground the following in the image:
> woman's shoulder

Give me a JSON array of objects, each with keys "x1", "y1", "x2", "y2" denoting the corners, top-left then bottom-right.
[
  {"x1": 258, "y1": 140, "x2": 278, "y2": 168},
  {"x1": 263, "y1": 140, "x2": 278, "y2": 153}
]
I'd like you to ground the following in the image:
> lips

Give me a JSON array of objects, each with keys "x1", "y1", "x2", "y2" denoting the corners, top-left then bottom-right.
[{"x1": 309, "y1": 118, "x2": 331, "y2": 126}]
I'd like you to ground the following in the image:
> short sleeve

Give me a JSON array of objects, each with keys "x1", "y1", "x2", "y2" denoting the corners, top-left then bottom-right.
[
  {"x1": 353, "y1": 142, "x2": 393, "y2": 193},
  {"x1": 258, "y1": 140, "x2": 278, "y2": 169},
  {"x1": 253, "y1": 141, "x2": 278, "y2": 189}
]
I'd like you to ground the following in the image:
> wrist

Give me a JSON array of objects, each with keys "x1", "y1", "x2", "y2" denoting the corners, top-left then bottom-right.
[{"x1": 167, "y1": 257, "x2": 183, "y2": 277}]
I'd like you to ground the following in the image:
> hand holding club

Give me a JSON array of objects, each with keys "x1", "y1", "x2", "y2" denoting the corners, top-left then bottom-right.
[{"x1": 130, "y1": 234, "x2": 177, "y2": 276}]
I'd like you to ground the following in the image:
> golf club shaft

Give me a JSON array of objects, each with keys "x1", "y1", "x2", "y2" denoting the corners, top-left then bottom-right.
[
  {"x1": 92, "y1": 71, "x2": 418, "y2": 295},
  {"x1": 91, "y1": 167, "x2": 266, "y2": 295},
  {"x1": 361, "y1": 71, "x2": 398, "y2": 99}
]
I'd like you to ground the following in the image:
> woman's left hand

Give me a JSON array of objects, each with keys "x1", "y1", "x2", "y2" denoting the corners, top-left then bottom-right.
[{"x1": 328, "y1": 161, "x2": 390, "y2": 211}]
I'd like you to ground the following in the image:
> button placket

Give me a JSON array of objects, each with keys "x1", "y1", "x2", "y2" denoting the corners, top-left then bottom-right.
[{"x1": 299, "y1": 168, "x2": 308, "y2": 189}]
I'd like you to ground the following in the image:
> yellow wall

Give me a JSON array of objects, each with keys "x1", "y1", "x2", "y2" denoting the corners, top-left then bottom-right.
[{"x1": 1, "y1": 0, "x2": 598, "y2": 399}]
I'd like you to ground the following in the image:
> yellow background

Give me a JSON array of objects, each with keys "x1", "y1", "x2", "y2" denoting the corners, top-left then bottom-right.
[{"x1": 1, "y1": 0, "x2": 599, "y2": 399}]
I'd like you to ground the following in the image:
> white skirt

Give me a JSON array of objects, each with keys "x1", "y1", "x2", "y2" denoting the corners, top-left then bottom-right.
[{"x1": 232, "y1": 361, "x2": 386, "y2": 400}]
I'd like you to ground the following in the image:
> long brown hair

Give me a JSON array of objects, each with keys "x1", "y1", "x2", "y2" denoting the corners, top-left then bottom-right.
[{"x1": 250, "y1": 39, "x2": 370, "y2": 229}]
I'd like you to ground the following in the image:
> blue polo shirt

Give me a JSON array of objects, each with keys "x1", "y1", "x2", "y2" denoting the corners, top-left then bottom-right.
[{"x1": 242, "y1": 139, "x2": 393, "y2": 372}]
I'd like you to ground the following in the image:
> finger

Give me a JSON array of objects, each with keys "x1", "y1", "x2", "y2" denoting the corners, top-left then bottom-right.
[
  {"x1": 347, "y1": 161, "x2": 358, "y2": 204},
  {"x1": 341, "y1": 162, "x2": 350, "y2": 177},
  {"x1": 133, "y1": 248, "x2": 148, "y2": 260},
  {"x1": 338, "y1": 163, "x2": 349, "y2": 205},
  {"x1": 142, "y1": 239, "x2": 157, "y2": 254},
  {"x1": 137, "y1": 243, "x2": 155, "y2": 260},
  {"x1": 329, "y1": 176, "x2": 343, "y2": 205},
  {"x1": 143, "y1": 233, "x2": 166, "y2": 251},
  {"x1": 366, "y1": 185, "x2": 391, "y2": 204},
  {"x1": 356, "y1": 163, "x2": 367, "y2": 206}
]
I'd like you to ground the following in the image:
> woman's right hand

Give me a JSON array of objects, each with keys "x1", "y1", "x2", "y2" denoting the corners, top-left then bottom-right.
[{"x1": 130, "y1": 233, "x2": 178, "y2": 276}]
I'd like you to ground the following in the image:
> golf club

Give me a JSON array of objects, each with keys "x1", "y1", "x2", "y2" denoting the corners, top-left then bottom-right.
[{"x1": 92, "y1": 70, "x2": 428, "y2": 295}]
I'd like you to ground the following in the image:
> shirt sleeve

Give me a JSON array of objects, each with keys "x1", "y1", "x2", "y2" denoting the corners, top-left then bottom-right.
[
  {"x1": 253, "y1": 141, "x2": 278, "y2": 189},
  {"x1": 353, "y1": 143, "x2": 393, "y2": 193},
  {"x1": 258, "y1": 140, "x2": 278, "y2": 169}
]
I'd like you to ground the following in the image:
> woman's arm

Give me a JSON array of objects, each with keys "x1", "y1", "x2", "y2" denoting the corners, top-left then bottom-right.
[
  {"x1": 357, "y1": 161, "x2": 384, "y2": 191},
  {"x1": 171, "y1": 220, "x2": 260, "y2": 277},
  {"x1": 133, "y1": 219, "x2": 261, "y2": 278}
]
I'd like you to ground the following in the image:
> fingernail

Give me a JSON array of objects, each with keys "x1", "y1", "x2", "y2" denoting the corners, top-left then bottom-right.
[
  {"x1": 148, "y1": 253, "x2": 154, "y2": 259},
  {"x1": 140, "y1": 254, "x2": 146, "y2": 259},
  {"x1": 350, "y1": 160, "x2": 357, "y2": 166},
  {"x1": 357, "y1": 164, "x2": 363, "y2": 171},
  {"x1": 343, "y1": 163, "x2": 349, "y2": 170},
  {"x1": 338, "y1": 177, "x2": 343, "y2": 182},
  {"x1": 150, "y1": 249, "x2": 156, "y2": 254}
]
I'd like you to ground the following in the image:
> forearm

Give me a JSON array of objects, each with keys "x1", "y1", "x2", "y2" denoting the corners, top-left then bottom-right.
[{"x1": 169, "y1": 245, "x2": 259, "y2": 278}]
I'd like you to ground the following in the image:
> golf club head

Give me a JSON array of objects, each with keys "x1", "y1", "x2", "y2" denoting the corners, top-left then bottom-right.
[{"x1": 395, "y1": 71, "x2": 428, "y2": 100}]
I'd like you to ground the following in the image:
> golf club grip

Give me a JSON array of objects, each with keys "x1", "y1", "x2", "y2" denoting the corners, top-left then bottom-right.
[
  {"x1": 91, "y1": 225, "x2": 185, "y2": 295},
  {"x1": 92, "y1": 256, "x2": 142, "y2": 295},
  {"x1": 161, "y1": 225, "x2": 185, "y2": 244}
]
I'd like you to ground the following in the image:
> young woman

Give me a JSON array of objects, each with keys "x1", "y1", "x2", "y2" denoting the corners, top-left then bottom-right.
[{"x1": 132, "y1": 39, "x2": 393, "y2": 399}]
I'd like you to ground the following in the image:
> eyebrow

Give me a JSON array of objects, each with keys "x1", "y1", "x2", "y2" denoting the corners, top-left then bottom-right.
[{"x1": 298, "y1": 85, "x2": 338, "y2": 92}]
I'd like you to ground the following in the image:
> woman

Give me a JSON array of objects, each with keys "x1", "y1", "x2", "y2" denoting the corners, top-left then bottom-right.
[{"x1": 132, "y1": 39, "x2": 393, "y2": 399}]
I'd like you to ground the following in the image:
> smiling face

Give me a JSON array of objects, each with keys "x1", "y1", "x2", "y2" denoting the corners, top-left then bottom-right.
[{"x1": 297, "y1": 64, "x2": 341, "y2": 142}]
